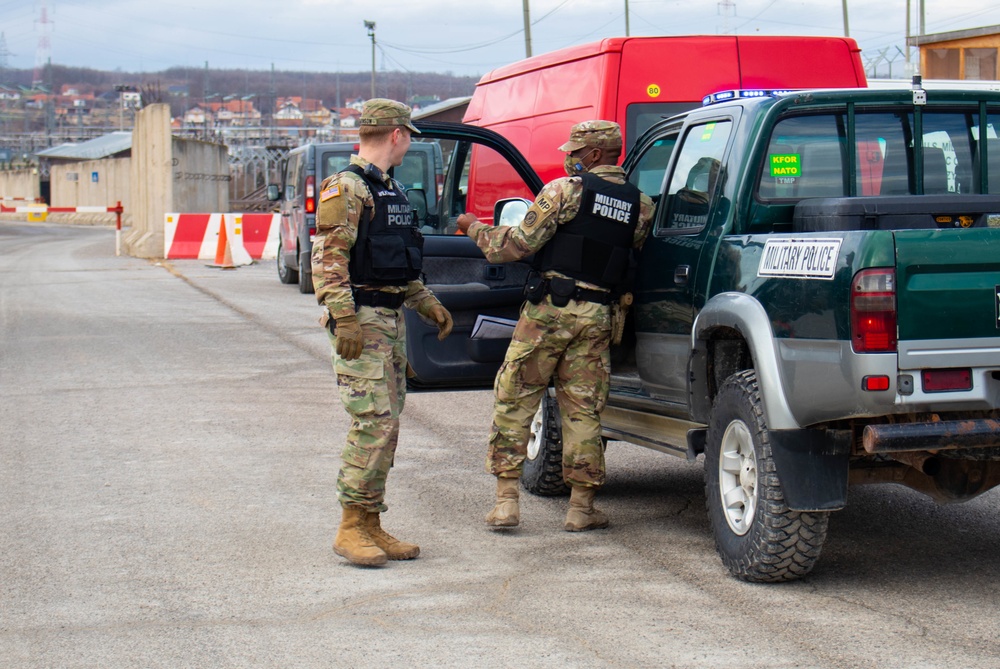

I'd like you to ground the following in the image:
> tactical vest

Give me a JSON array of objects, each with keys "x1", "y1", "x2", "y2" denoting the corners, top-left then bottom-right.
[
  {"x1": 345, "y1": 164, "x2": 423, "y2": 286},
  {"x1": 534, "y1": 172, "x2": 641, "y2": 289}
]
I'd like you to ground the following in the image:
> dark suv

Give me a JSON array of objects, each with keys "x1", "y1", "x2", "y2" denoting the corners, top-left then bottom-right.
[{"x1": 268, "y1": 139, "x2": 444, "y2": 293}]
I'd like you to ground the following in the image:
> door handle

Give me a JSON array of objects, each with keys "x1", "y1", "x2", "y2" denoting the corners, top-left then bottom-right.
[{"x1": 674, "y1": 265, "x2": 690, "y2": 285}]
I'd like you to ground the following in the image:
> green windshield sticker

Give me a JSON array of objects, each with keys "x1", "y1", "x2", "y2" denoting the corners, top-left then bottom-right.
[
  {"x1": 770, "y1": 153, "x2": 801, "y2": 177},
  {"x1": 700, "y1": 123, "x2": 716, "y2": 141}
]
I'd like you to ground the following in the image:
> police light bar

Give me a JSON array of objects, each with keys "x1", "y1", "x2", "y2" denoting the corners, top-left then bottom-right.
[{"x1": 701, "y1": 89, "x2": 796, "y2": 106}]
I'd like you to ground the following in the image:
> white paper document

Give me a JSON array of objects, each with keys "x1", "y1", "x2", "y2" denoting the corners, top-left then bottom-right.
[{"x1": 470, "y1": 315, "x2": 517, "y2": 340}]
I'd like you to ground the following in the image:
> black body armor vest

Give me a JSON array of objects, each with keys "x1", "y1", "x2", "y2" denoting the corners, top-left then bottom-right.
[
  {"x1": 345, "y1": 164, "x2": 423, "y2": 286},
  {"x1": 534, "y1": 172, "x2": 641, "y2": 289}
]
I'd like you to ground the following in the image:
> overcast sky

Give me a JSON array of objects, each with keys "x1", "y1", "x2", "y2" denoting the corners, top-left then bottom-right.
[{"x1": 2, "y1": 1, "x2": 998, "y2": 80}]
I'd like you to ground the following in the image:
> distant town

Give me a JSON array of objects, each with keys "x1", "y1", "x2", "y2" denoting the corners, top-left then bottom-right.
[{"x1": 0, "y1": 63, "x2": 481, "y2": 158}]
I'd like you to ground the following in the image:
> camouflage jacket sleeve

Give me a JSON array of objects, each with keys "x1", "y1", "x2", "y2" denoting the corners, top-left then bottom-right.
[
  {"x1": 403, "y1": 280, "x2": 443, "y2": 318},
  {"x1": 311, "y1": 171, "x2": 366, "y2": 320},
  {"x1": 466, "y1": 176, "x2": 581, "y2": 263},
  {"x1": 634, "y1": 192, "x2": 656, "y2": 249}
]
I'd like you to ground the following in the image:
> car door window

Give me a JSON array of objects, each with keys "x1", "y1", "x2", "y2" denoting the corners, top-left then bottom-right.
[{"x1": 657, "y1": 120, "x2": 732, "y2": 235}]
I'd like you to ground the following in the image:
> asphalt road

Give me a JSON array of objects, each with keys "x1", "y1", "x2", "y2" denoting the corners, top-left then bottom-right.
[{"x1": 3, "y1": 221, "x2": 1000, "y2": 669}]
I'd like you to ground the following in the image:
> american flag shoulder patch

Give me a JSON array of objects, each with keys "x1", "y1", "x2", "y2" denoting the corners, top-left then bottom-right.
[{"x1": 320, "y1": 185, "x2": 341, "y2": 201}]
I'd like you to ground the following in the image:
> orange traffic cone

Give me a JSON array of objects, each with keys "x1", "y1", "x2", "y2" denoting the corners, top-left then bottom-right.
[{"x1": 211, "y1": 214, "x2": 236, "y2": 269}]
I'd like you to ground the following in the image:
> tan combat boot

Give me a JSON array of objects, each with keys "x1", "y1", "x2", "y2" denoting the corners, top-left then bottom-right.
[
  {"x1": 564, "y1": 485, "x2": 609, "y2": 532},
  {"x1": 333, "y1": 506, "x2": 387, "y2": 566},
  {"x1": 485, "y1": 477, "x2": 520, "y2": 527},
  {"x1": 365, "y1": 512, "x2": 420, "y2": 560}
]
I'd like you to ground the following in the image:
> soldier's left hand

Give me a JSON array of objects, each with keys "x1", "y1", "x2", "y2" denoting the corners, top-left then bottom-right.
[{"x1": 429, "y1": 304, "x2": 453, "y2": 340}]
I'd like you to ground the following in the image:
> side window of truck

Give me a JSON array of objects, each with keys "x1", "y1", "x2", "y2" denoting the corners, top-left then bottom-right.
[
  {"x1": 978, "y1": 112, "x2": 1000, "y2": 193},
  {"x1": 759, "y1": 108, "x2": 988, "y2": 201},
  {"x1": 758, "y1": 114, "x2": 848, "y2": 201},
  {"x1": 657, "y1": 120, "x2": 732, "y2": 234}
]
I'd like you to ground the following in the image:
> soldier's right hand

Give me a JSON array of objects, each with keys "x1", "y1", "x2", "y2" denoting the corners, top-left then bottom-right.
[{"x1": 334, "y1": 315, "x2": 364, "y2": 360}]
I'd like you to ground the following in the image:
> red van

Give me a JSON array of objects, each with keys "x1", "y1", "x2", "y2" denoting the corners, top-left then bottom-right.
[{"x1": 459, "y1": 35, "x2": 867, "y2": 222}]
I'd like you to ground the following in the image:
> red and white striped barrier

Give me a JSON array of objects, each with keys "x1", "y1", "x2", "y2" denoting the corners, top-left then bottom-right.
[
  {"x1": 164, "y1": 212, "x2": 279, "y2": 261},
  {"x1": 4, "y1": 202, "x2": 126, "y2": 256}
]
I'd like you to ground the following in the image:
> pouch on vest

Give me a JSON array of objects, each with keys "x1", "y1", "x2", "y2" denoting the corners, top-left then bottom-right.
[
  {"x1": 548, "y1": 276, "x2": 576, "y2": 308},
  {"x1": 368, "y1": 236, "x2": 409, "y2": 282},
  {"x1": 523, "y1": 272, "x2": 546, "y2": 304}
]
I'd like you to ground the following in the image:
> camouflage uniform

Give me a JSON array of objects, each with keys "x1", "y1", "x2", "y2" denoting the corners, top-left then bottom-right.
[
  {"x1": 313, "y1": 153, "x2": 444, "y2": 513},
  {"x1": 465, "y1": 122, "x2": 655, "y2": 488}
]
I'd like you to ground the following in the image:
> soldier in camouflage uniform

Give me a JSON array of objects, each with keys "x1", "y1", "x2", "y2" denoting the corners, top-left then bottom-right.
[
  {"x1": 456, "y1": 120, "x2": 655, "y2": 531},
  {"x1": 312, "y1": 98, "x2": 453, "y2": 567}
]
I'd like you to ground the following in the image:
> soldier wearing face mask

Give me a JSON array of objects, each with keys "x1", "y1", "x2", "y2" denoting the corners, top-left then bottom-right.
[{"x1": 456, "y1": 120, "x2": 655, "y2": 533}]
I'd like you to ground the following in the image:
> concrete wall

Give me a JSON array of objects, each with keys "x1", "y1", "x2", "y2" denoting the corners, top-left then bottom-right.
[
  {"x1": 124, "y1": 103, "x2": 230, "y2": 258},
  {"x1": 124, "y1": 103, "x2": 173, "y2": 258},
  {"x1": 172, "y1": 137, "x2": 230, "y2": 214},
  {"x1": 50, "y1": 158, "x2": 131, "y2": 210},
  {"x1": 0, "y1": 170, "x2": 41, "y2": 200}
]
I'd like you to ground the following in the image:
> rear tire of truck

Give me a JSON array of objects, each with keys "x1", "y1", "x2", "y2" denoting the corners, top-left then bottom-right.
[
  {"x1": 704, "y1": 370, "x2": 829, "y2": 582},
  {"x1": 521, "y1": 389, "x2": 570, "y2": 497},
  {"x1": 277, "y1": 240, "x2": 298, "y2": 284},
  {"x1": 297, "y1": 249, "x2": 314, "y2": 295}
]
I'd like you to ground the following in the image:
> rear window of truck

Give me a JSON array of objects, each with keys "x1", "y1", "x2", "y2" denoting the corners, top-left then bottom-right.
[{"x1": 757, "y1": 107, "x2": 1000, "y2": 201}]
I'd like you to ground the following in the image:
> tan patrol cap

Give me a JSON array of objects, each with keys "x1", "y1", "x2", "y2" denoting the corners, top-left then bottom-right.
[
  {"x1": 558, "y1": 120, "x2": 622, "y2": 152},
  {"x1": 359, "y1": 98, "x2": 421, "y2": 134}
]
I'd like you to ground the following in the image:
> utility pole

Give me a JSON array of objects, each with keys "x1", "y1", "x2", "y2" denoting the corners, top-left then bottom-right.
[
  {"x1": 522, "y1": 0, "x2": 532, "y2": 58},
  {"x1": 842, "y1": 0, "x2": 850, "y2": 37},
  {"x1": 625, "y1": 0, "x2": 630, "y2": 36},
  {"x1": 365, "y1": 21, "x2": 376, "y2": 99}
]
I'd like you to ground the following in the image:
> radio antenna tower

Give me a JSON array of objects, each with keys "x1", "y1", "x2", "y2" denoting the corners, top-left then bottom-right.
[
  {"x1": 717, "y1": 0, "x2": 736, "y2": 34},
  {"x1": 0, "y1": 33, "x2": 11, "y2": 87},
  {"x1": 33, "y1": 0, "x2": 53, "y2": 89}
]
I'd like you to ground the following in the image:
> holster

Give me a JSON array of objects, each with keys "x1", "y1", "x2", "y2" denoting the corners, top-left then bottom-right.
[{"x1": 611, "y1": 293, "x2": 633, "y2": 346}]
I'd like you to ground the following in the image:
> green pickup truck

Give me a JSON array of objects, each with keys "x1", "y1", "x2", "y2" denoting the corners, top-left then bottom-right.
[{"x1": 405, "y1": 85, "x2": 1000, "y2": 582}]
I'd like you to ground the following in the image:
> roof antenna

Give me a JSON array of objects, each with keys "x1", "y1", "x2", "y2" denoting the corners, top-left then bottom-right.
[{"x1": 911, "y1": 74, "x2": 926, "y2": 106}]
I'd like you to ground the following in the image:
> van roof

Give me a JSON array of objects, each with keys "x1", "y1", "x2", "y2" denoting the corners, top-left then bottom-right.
[{"x1": 475, "y1": 35, "x2": 861, "y2": 86}]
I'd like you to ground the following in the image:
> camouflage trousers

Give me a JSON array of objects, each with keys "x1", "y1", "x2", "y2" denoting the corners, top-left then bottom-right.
[
  {"x1": 329, "y1": 305, "x2": 407, "y2": 512},
  {"x1": 487, "y1": 296, "x2": 611, "y2": 487}
]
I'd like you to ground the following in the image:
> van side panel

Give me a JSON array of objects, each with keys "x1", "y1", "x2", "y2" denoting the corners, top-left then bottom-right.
[
  {"x1": 526, "y1": 54, "x2": 619, "y2": 183},
  {"x1": 464, "y1": 51, "x2": 621, "y2": 215},
  {"x1": 618, "y1": 37, "x2": 740, "y2": 119},
  {"x1": 461, "y1": 36, "x2": 867, "y2": 222},
  {"x1": 733, "y1": 36, "x2": 866, "y2": 88}
]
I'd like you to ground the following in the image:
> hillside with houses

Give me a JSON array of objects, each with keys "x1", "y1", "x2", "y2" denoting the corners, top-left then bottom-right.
[{"x1": 0, "y1": 64, "x2": 480, "y2": 155}]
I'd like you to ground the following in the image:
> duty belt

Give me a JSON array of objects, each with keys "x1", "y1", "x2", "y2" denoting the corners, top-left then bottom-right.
[
  {"x1": 562, "y1": 285, "x2": 614, "y2": 305},
  {"x1": 353, "y1": 289, "x2": 406, "y2": 309},
  {"x1": 525, "y1": 274, "x2": 613, "y2": 306}
]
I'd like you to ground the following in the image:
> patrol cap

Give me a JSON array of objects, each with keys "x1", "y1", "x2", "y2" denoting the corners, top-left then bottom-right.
[
  {"x1": 558, "y1": 120, "x2": 622, "y2": 152},
  {"x1": 359, "y1": 98, "x2": 421, "y2": 134}
]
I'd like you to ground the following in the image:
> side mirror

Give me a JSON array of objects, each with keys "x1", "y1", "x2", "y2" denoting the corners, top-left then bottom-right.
[
  {"x1": 494, "y1": 198, "x2": 532, "y2": 227},
  {"x1": 266, "y1": 184, "x2": 281, "y2": 202}
]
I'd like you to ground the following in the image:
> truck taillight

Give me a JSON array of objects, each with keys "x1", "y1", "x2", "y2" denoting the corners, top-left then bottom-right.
[
  {"x1": 851, "y1": 268, "x2": 896, "y2": 353},
  {"x1": 305, "y1": 175, "x2": 316, "y2": 214}
]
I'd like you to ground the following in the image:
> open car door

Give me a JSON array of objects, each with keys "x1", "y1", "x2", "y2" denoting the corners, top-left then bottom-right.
[{"x1": 403, "y1": 121, "x2": 543, "y2": 390}]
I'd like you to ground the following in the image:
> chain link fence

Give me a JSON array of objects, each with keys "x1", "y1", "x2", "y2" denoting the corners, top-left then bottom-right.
[{"x1": 228, "y1": 144, "x2": 288, "y2": 211}]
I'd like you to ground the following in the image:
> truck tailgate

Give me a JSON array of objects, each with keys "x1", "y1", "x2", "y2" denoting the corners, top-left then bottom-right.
[{"x1": 895, "y1": 228, "x2": 1000, "y2": 341}]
